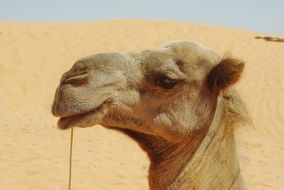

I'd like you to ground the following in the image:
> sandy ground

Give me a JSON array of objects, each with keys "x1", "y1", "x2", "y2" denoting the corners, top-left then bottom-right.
[{"x1": 0, "y1": 20, "x2": 283, "y2": 190}]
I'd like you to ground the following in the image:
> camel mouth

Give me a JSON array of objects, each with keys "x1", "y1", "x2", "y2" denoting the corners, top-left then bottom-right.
[{"x1": 57, "y1": 103, "x2": 106, "y2": 130}]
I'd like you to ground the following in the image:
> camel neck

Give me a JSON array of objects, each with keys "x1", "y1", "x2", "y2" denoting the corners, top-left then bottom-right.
[
  {"x1": 119, "y1": 98, "x2": 244, "y2": 190},
  {"x1": 147, "y1": 99, "x2": 243, "y2": 190},
  {"x1": 169, "y1": 108, "x2": 243, "y2": 190},
  {"x1": 147, "y1": 128, "x2": 208, "y2": 190}
]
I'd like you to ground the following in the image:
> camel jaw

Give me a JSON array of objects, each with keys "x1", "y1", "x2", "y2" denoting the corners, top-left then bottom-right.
[{"x1": 56, "y1": 103, "x2": 109, "y2": 130}]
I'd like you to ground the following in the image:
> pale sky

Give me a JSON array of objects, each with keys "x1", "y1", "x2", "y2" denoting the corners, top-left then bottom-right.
[{"x1": 0, "y1": 0, "x2": 283, "y2": 35}]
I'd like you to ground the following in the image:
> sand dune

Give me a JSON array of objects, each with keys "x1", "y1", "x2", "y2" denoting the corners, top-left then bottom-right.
[{"x1": 0, "y1": 20, "x2": 283, "y2": 190}]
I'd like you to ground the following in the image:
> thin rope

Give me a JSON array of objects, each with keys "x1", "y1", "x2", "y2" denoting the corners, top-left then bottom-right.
[{"x1": 68, "y1": 128, "x2": 74, "y2": 190}]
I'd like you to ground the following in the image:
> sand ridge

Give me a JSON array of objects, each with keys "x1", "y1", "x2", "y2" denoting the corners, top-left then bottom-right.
[{"x1": 0, "y1": 20, "x2": 283, "y2": 189}]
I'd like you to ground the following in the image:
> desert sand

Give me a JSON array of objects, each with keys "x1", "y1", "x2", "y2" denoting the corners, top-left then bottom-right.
[{"x1": 0, "y1": 20, "x2": 283, "y2": 190}]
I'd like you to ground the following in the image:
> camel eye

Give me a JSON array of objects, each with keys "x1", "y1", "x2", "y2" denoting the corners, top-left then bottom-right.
[{"x1": 156, "y1": 76, "x2": 178, "y2": 89}]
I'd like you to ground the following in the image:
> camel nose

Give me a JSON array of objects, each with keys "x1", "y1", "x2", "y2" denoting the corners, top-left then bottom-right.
[{"x1": 60, "y1": 71, "x2": 90, "y2": 86}]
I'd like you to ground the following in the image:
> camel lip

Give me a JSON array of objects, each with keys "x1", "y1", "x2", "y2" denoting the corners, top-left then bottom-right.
[
  {"x1": 53, "y1": 98, "x2": 113, "y2": 118},
  {"x1": 57, "y1": 108, "x2": 98, "y2": 119},
  {"x1": 57, "y1": 104, "x2": 104, "y2": 130}
]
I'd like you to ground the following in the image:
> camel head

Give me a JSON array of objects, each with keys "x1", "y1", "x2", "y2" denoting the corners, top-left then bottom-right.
[{"x1": 52, "y1": 41, "x2": 244, "y2": 143}]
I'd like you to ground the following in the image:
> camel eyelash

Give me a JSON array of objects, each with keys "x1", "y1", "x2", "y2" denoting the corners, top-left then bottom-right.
[{"x1": 155, "y1": 76, "x2": 179, "y2": 89}]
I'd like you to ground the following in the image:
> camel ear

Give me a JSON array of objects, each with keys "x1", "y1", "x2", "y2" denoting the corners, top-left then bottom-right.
[{"x1": 207, "y1": 57, "x2": 244, "y2": 92}]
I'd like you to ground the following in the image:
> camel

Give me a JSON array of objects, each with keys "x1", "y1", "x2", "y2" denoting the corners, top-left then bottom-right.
[
  {"x1": 255, "y1": 36, "x2": 284, "y2": 42},
  {"x1": 52, "y1": 41, "x2": 250, "y2": 190}
]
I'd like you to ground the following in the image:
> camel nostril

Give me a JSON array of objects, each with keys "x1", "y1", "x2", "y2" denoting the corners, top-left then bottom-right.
[
  {"x1": 61, "y1": 73, "x2": 90, "y2": 86},
  {"x1": 60, "y1": 70, "x2": 89, "y2": 82}
]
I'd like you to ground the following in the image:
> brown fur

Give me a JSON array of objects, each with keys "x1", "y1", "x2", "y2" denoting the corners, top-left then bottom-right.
[{"x1": 207, "y1": 58, "x2": 244, "y2": 92}]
